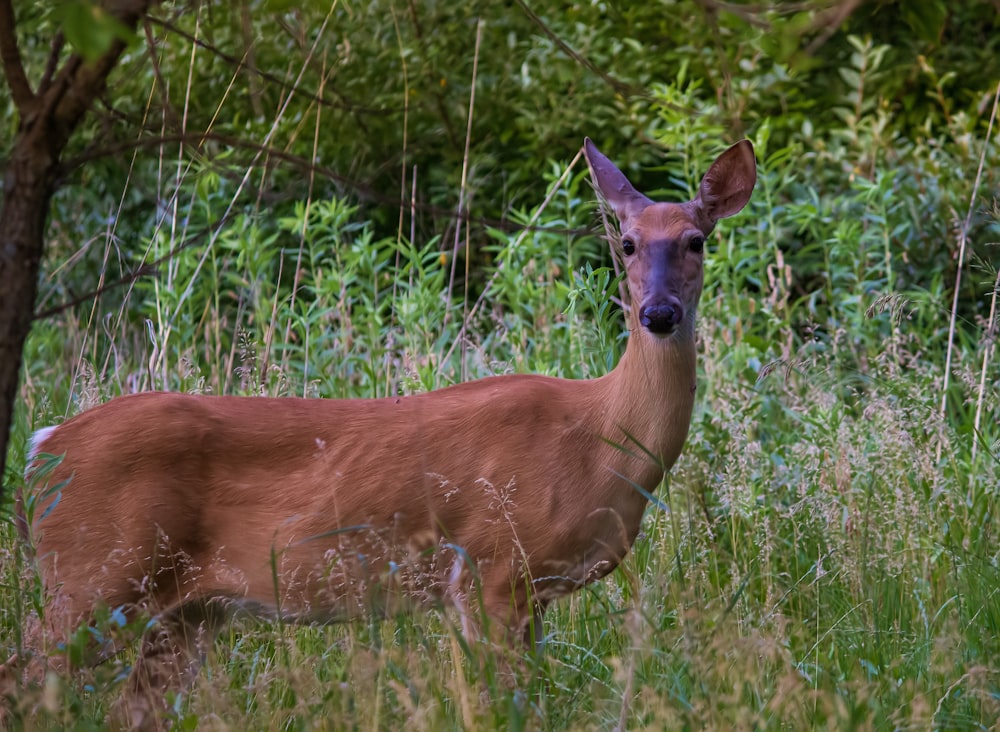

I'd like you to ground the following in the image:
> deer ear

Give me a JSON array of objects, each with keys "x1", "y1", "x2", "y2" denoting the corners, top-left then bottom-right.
[
  {"x1": 584, "y1": 138, "x2": 653, "y2": 225},
  {"x1": 695, "y1": 139, "x2": 756, "y2": 224}
]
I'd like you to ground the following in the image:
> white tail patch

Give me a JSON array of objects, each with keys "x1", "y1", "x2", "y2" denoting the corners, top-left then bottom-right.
[{"x1": 26, "y1": 426, "x2": 57, "y2": 469}]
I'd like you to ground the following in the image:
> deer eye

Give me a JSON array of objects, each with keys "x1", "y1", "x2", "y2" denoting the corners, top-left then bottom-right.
[
  {"x1": 689, "y1": 235, "x2": 705, "y2": 253},
  {"x1": 622, "y1": 238, "x2": 636, "y2": 256}
]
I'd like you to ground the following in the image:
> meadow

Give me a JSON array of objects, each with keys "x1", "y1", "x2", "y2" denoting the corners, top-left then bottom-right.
[{"x1": 2, "y1": 5, "x2": 1000, "y2": 730}]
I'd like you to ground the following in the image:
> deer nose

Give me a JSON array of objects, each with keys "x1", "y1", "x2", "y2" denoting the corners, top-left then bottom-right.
[{"x1": 639, "y1": 300, "x2": 683, "y2": 335}]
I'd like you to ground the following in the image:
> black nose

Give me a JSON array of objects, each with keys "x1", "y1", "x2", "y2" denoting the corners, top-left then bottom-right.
[{"x1": 639, "y1": 301, "x2": 683, "y2": 334}]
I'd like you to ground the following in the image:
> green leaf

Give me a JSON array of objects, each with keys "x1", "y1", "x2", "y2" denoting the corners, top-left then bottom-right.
[
  {"x1": 900, "y1": 1, "x2": 948, "y2": 45},
  {"x1": 56, "y1": 0, "x2": 135, "y2": 61}
]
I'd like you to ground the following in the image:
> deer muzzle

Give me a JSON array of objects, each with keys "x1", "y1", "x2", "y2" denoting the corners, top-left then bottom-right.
[{"x1": 638, "y1": 297, "x2": 684, "y2": 336}]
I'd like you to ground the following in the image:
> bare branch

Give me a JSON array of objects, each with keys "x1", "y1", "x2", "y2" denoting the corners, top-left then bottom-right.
[
  {"x1": 406, "y1": 0, "x2": 459, "y2": 151},
  {"x1": 513, "y1": 0, "x2": 645, "y2": 100},
  {"x1": 39, "y1": 53, "x2": 81, "y2": 120},
  {"x1": 0, "y1": 0, "x2": 35, "y2": 112},
  {"x1": 37, "y1": 31, "x2": 65, "y2": 95},
  {"x1": 141, "y1": 18, "x2": 179, "y2": 127},
  {"x1": 238, "y1": 0, "x2": 264, "y2": 118},
  {"x1": 59, "y1": 130, "x2": 590, "y2": 239},
  {"x1": 805, "y1": 0, "x2": 865, "y2": 55},
  {"x1": 692, "y1": 0, "x2": 773, "y2": 28},
  {"x1": 39, "y1": 1, "x2": 152, "y2": 146},
  {"x1": 148, "y1": 15, "x2": 387, "y2": 116},
  {"x1": 33, "y1": 262, "x2": 161, "y2": 320}
]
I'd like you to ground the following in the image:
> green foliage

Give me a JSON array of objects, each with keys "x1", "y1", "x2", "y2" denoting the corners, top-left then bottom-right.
[
  {"x1": 3, "y1": 0, "x2": 1000, "y2": 728},
  {"x1": 55, "y1": 1, "x2": 136, "y2": 61}
]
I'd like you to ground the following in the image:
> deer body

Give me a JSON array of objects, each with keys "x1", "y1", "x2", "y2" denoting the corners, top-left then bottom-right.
[
  {"x1": 30, "y1": 360, "x2": 691, "y2": 630},
  {"x1": 18, "y1": 137, "x2": 755, "y2": 726}
]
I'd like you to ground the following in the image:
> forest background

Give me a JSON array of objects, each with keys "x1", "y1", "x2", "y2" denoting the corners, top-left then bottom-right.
[{"x1": 1, "y1": 0, "x2": 1000, "y2": 728}]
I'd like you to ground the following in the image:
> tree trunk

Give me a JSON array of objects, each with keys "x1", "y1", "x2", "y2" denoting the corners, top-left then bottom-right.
[
  {"x1": 0, "y1": 113, "x2": 56, "y2": 503},
  {"x1": 0, "y1": 0, "x2": 155, "y2": 505}
]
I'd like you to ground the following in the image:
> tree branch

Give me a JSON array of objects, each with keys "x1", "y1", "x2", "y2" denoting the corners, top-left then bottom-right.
[
  {"x1": 58, "y1": 130, "x2": 590, "y2": 238},
  {"x1": 512, "y1": 0, "x2": 645, "y2": 100},
  {"x1": 0, "y1": 0, "x2": 158, "y2": 503},
  {"x1": 805, "y1": 0, "x2": 865, "y2": 55},
  {"x1": 37, "y1": 31, "x2": 65, "y2": 95},
  {"x1": 148, "y1": 15, "x2": 386, "y2": 116},
  {"x1": 141, "y1": 19, "x2": 180, "y2": 128},
  {"x1": 0, "y1": 0, "x2": 35, "y2": 112},
  {"x1": 33, "y1": 262, "x2": 161, "y2": 320},
  {"x1": 34, "y1": 1, "x2": 151, "y2": 147}
]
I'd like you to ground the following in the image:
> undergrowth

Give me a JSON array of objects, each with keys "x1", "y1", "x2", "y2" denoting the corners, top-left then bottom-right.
[{"x1": 3, "y1": 51, "x2": 1000, "y2": 731}]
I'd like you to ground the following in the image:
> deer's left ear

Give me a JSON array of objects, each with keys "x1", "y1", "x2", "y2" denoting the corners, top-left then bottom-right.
[
  {"x1": 584, "y1": 137, "x2": 654, "y2": 225},
  {"x1": 694, "y1": 140, "x2": 756, "y2": 225}
]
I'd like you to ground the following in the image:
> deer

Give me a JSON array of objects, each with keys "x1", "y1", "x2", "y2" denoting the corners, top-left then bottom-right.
[{"x1": 9, "y1": 137, "x2": 755, "y2": 728}]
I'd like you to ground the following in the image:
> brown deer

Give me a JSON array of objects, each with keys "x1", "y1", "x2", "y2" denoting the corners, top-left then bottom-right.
[{"x1": 12, "y1": 137, "x2": 755, "y2": 727}]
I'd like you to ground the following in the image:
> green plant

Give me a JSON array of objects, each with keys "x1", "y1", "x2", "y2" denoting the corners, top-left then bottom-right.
[{"x1": 4, "y1": 2, "x2": 1000, "y2": 727}]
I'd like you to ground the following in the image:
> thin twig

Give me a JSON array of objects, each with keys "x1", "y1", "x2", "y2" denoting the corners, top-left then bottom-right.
[
  {"x1": 283, "y1": 53, "x2": 327, "y2": 397},
  {"x1": 147, "y1": 15, "x2": 379, "y2": 116},
  {"x1": 804, "y1": 0, "x2": 864, "y2": 55},
  {"x1": 389, "y1": 5, "x2": 411, "y2": 397},
  {"x1": 447, "y1": 18, "x2": 483, "y2": 381},
  {"x1": 151, "y1": 4, "x2": 204, "y2": 384},
  {"x1": 142, "y1": 19, "x2": 178, "y2": 127},
  {"x1": 446, "y1": 20, "x2": 483, "y2": 324},
  {"x1": 37, "y1": 31, "x2": 63, "y2": 95},
  {"x1": 940, "y1": 78, "x2": 1000, "y2": 462},
  {"x1": 57, "y1": 131, "x2": 590, "y2": 239},
  {"x1": 33, "y1": 224, "x2": 218, "y2": 321},
  {"x1": 513, "y1": 0, "x2": 641, "y2": 99},
  {"x1": 972, "y1": 182, "x2": 1000, "y2": 464},
  {"x1": 96, "y1": 69, "x2": 163, "y2": 392},
  {"x1": 152, "y1": 4, "x2": 338, "y2": 382},
  {"x1": 438, "y1": 148, "x2": 584, "y2": 374},
  {"x1": 405, "y1": 0, "x2": 459, "y2": 151},
  {"x1": 973, "y1": 257, "x2": 1000, "y2": 462}
]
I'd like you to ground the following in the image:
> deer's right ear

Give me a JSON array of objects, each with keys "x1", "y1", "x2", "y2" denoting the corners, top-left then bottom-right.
[{"x1": 584, "y1": 138, "x2": 653, "y2": 225}]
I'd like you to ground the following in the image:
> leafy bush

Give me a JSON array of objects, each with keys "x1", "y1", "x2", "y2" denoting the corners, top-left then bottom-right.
[{"x1": 2, "y1": 0, "x2": 999, "y2": 728}]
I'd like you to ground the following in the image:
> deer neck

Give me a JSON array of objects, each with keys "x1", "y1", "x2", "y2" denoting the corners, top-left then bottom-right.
[{"x1": 595, "y1": 321, "x2": 698, "y2": 484}]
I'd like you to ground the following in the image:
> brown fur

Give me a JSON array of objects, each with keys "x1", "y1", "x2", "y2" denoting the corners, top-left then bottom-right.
[{"x1": 16, "y1": 138, "x2": 755, "y2": 728}]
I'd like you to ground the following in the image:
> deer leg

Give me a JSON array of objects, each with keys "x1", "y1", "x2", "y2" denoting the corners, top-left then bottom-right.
[{"x1": 119, "y1": 599, "x2": 230, "y2": 731}]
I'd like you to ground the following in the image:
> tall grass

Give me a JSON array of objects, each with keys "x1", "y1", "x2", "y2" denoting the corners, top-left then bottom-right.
[{"x1": 2, "y1": 66, "x2": 1000, "y2": 730}]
